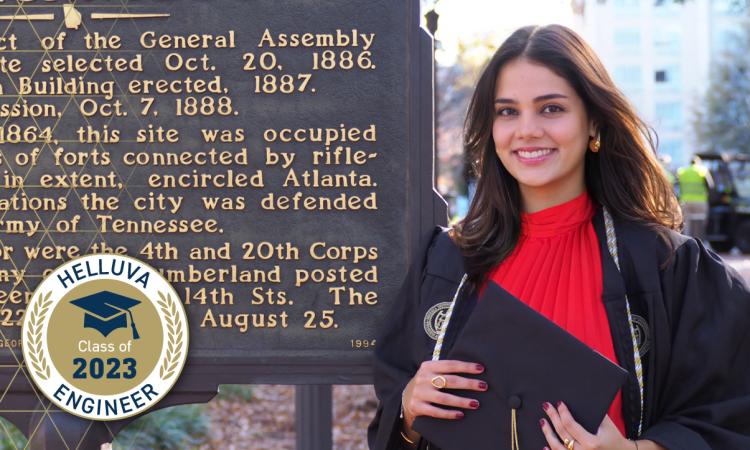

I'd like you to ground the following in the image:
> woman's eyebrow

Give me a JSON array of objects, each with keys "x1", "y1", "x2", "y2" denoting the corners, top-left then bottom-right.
[{"x1": 494, "y1": 93, "x2": 569, "y2": 104}]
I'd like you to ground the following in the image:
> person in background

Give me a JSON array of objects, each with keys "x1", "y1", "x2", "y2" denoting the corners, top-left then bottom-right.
[{"x1": 677, "y1": 156, "x2": 714, "y2": 242}]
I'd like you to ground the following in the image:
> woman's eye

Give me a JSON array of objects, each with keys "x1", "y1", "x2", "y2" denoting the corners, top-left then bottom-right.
[
  {"x1": 496, "y1": 108, "x2": 516, "y2": 116},
  {"x1": 542, "y1": 104, "x2": 564, "y2": 114}
]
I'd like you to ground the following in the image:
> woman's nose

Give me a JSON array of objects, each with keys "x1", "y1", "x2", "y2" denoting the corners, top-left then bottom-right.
[{"x1": 515, "y1": 114, "x2": 543, "y2": 139}]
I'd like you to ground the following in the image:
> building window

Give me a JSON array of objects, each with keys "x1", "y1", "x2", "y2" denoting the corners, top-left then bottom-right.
[
  {"x1": 654, "y1": 0, "x2": 683, "y2": 14},
  {"x1": 614, "y1": 30, "x2": 641, "y2": 54},
  {"x1": 654, "y1": 66, "x2": 681, "y2": 89},
  {"x1": 655, "y1": 102, "x2": 683, "y2": 129},
  {"x1": 653, "y1": 29, "x2": 680, "y2": 55},
  {"x1": 613, "y1": 0, "x2": 640, "y2": 11},
  {"x1": 712, "y1": 0, "x2": 746, "y2": 14},
  {"x1": 614, "y1": 66, "x2": 642, "y2": 90}
]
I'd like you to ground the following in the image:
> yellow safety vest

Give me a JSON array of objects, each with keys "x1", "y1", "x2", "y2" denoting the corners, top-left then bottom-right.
[{"x1": 677, "y1": 165, "x2": 709, "y2": 202}]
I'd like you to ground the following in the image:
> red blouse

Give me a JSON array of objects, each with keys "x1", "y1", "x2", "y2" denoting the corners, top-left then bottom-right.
[{"x1": 487, "y1": 192, "x2": 626, "y2": 435}]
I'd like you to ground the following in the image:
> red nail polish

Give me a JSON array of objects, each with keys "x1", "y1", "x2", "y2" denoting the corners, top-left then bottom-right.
[
  {"x1": 478, "y1": 381, "x2": 488, "y2": 390},
  {"x1": 469, "y1": 400, "x2": 479, "y2": 408},
  {"x1": 556, "y1": 401, "x2": 563, "y2": 408},
  {"x1": 542, "y1": 402, "x2": 551, "y2": 411},
  {"x1": 539, "y1": 419, "x2": 546, "y2": 428},
  {"x1": 456, "y1": 411, "x2": 464, "y2": 419},
  {"x1": 476, "y1": 364, "x2": 484, "y2": 372}
]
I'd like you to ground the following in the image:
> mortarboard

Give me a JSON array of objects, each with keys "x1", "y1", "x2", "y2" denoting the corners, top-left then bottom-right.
[
  {"x1": 413, "y1": 281, "x2": 628, "y2": 450},
  {"x1": 70, "y1": 290, "x2": 141, "y2": 340}
]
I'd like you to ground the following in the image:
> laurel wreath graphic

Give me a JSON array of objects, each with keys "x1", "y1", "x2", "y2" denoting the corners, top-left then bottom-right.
[
  {"x1": 25, "y1": 292, "x2": 52, "y2": 381},
  {"x1": 157, "y1": 291, "x2": 183, "y2": 380}
]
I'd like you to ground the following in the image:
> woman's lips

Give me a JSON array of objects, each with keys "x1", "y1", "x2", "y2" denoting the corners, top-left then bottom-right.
[{"x1": 513, "y1": 148, "x2": 557, "y2": 165}]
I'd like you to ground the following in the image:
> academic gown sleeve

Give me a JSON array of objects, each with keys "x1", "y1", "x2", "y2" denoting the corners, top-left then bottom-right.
[
  {"x1": 367, "y1": 261, "x2": 420, "y2": 450},
  {"x1": 367, "y1": 228, "x2": 441, "y2": 450},
  {"x1": 641, "y1": 238, "x2": 750, "y2": 449}
]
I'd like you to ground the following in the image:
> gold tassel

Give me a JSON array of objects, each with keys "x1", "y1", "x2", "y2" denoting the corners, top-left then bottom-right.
[{"x1": 511, "y1": 408, "x2": 520, "y2": 450}]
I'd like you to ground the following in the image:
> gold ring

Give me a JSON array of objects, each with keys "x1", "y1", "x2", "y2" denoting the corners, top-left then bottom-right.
[
  {"x1": 564, "y1": 438, "x2": 575, "y2": 450},
  {"x1": 430, "y1": 375, "x2": 447, "y2": 389}
]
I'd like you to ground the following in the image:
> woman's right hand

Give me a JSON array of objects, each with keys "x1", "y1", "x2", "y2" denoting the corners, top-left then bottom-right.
[{"x1": 402, "y1": 359, "x2": 488, "y2": 430}]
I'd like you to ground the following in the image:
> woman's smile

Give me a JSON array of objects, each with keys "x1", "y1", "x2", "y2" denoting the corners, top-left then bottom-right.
[{"x1": 513, "y1": 147, "x2": 558, "y2": 165}]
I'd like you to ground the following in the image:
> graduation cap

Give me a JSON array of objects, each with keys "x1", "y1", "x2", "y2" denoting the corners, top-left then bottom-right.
[
  {"x1": 69, "y1": 290, "x2": 141, "y2": 340},
  {"x1": 413, "y1": 281, "x2": 628, "y2": 450}
]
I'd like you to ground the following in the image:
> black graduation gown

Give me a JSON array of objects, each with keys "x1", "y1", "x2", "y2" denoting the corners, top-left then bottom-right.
[{"x1": 368, "y1": 206, "x2": 750, "y2": 450}]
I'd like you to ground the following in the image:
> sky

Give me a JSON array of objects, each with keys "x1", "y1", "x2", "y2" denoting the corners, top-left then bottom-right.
[{"x1": 425, "y1": 0, "x2": 579, "y2": 65}]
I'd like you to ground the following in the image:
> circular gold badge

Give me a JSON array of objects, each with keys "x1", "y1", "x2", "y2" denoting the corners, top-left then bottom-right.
[
  {"x1": 423, "y1": 302, "x2": 452, "y2": 340},
  {"x1": 22, "y1": 254, "x2": 189, "y2": 421}
]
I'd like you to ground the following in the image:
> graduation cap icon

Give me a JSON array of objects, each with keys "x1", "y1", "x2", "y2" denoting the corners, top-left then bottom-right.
[{"x1": 69, "y1": 291, "x2": 141, "y2": 339}]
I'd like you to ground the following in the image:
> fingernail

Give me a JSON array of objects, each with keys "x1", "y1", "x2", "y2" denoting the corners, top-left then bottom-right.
[
  {"x1": 539, "y1": 419, "x2": 546, "y2": 428},
  {"x1": 476, "y1": 364, "x2": 484, "y2": 372},
  {"x1": 542, "y1": 402, "x2": 551, "y2": 411},
  {"x1": 478, "y1": 381, "x2": 488, "y2": 390},
  {"x1": 556, "y1": 401, "x2": 563, "y2": 408},
  {"x1": 456, "y1": 411, "x2": 464, "y2": 419},
  {"x1": 469, "y1": 400, "x2": 479, "y2": 408}
]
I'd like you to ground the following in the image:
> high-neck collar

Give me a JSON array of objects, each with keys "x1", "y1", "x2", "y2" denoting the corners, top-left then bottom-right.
[{"x1": 521, "y1": 191, "x2": 594, "y2": 238}]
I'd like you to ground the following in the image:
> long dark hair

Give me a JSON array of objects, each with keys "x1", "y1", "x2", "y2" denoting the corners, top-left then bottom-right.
[{"x1": 452, "y1": 24, "x2": 682, "y2": 286}]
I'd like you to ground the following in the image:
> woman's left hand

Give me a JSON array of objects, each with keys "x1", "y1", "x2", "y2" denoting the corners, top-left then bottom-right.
[{"x1": 540, "y1": 401, "x2": 635, "y2": 450}]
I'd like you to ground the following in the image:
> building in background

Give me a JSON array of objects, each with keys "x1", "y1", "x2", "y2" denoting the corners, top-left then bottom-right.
[{"x1": 578, "y1": 0, "x2": 745, "y2": 168}]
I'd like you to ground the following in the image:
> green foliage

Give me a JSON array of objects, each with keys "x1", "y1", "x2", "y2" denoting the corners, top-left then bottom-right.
[
  {"x1": 216, "y1": 384, "x2": 254, "y2": 402},
  {"x1": 693, "y1": 20, "x2": 750, "y2": 155},
  {"x1": 112, "y1": 404, "x2": 209, "y2": 450},
  {"x1": 0, "y1": 416, "x2": 27, "y2": 450}
]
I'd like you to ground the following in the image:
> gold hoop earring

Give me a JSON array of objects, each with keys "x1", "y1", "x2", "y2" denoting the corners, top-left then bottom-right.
[{"x1": 589, "y1": 135, "x2": 601, "y2": 153}]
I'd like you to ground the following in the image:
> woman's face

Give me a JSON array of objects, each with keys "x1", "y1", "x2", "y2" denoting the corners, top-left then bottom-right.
[{"x1": 492, "y1": 57, "x2": 595, "y2": 210}]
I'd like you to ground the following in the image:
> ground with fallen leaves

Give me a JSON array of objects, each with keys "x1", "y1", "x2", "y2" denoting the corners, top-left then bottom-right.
[{"x1": 201, "y1": 385, "x2": 378, "y2": 450}]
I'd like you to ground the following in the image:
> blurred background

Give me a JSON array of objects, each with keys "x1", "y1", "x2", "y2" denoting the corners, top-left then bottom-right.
[{"x1": 3, "y1": 1, "x2": 750, "y2": 449}]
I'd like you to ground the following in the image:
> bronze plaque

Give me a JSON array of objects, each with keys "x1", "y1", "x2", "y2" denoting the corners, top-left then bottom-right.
[{"x1": 0, "y1": 0, "x2": 438, "y2": 390}]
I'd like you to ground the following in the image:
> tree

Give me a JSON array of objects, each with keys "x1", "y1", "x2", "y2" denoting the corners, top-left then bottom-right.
[
  {"x1": 693, "y1": 20, "x2": 750, "y2": 155},
  {"x1": 436, "y1": 37, "x2": 496, "y2": 197}
]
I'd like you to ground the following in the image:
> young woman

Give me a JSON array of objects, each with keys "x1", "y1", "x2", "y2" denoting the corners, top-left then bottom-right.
[{"x1": 369, "y1": 24, "x2": 750, "y2": 450}]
